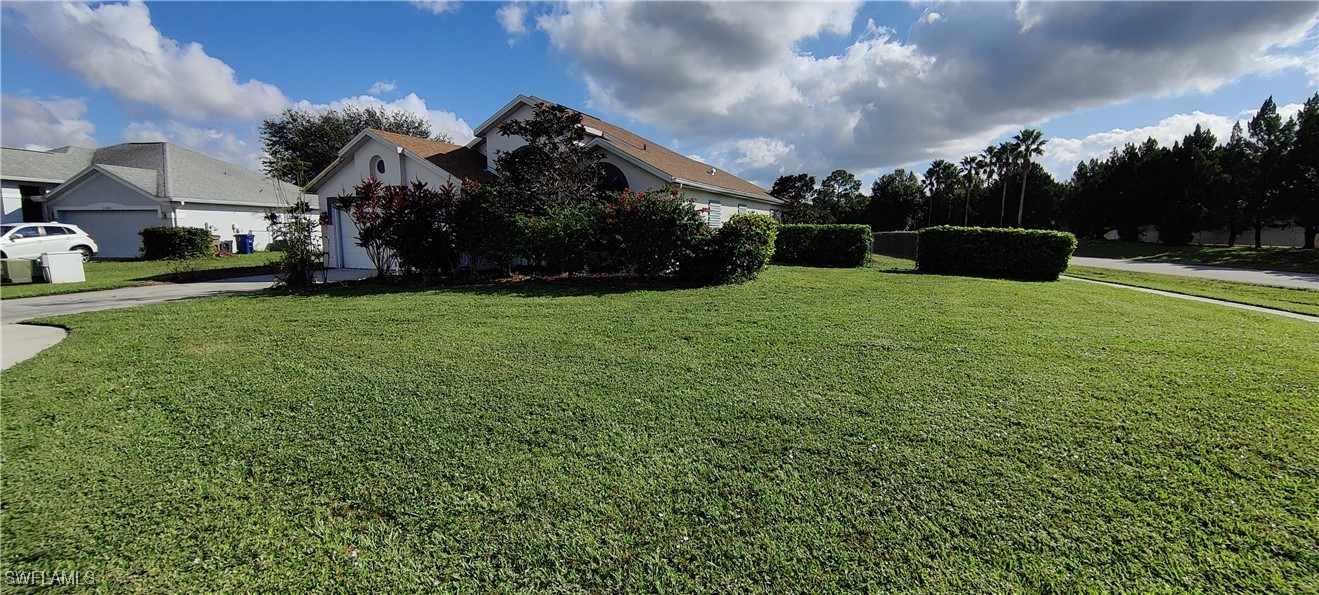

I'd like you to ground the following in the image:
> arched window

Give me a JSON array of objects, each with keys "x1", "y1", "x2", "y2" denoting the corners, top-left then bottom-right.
[
  {"x1": 597, "y1": 162, "x2": 629, "y2": 193},
  {"x1": 369, "y1": 155, "x2": 385, "y2": 178}
]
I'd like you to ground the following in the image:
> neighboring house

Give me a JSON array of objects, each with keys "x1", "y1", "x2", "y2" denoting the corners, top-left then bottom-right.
[
  {"x1": 310, "y1": 95, "x2": 783, "y2": 269},
  {"x1": 1, "y1": 143, "x2": 312, "y2": 258}
]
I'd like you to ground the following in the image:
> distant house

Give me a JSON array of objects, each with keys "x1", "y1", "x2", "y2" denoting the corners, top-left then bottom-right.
[
  {"x1": 1, "y1": 143, "x2": 311, "y2": 258},
  {"x1": 309, "y1": 94, "x2": 782, "y2": 269}
]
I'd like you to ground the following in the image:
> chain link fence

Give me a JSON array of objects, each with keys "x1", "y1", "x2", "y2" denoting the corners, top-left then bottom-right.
[{"x1": 872, "y1": 231, "x2": 918, "y2": 261}]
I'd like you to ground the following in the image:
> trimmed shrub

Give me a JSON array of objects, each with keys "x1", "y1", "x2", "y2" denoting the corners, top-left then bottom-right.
[
  {"x1": 916, "y1": 226, "x2": 1077, "y2": 281},
  {"x1": 602, "y1": 189, "x2": 709, "y2": 279},
  {"x1": 712, "y1": 213, "x2": 778, "y2": 284},
  {"x1": 139, "y1": 226, "x2": 213, "y2": 260},
  {"x1": 519, "y1": 201, "x2": 604, "y2": 275},
  {"x1": 773, "y1": 224, "x2": 872, "y2": 267}
]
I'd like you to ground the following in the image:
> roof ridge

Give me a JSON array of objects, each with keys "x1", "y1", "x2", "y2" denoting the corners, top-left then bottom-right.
[{"x1": 160, "y1": 142, "x2": 171, "y2": 197}]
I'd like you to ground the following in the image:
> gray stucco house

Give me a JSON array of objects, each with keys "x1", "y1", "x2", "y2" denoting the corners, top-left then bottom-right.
[{"x1": 1, "y1": 143, "x2": 311, "y2": 258}]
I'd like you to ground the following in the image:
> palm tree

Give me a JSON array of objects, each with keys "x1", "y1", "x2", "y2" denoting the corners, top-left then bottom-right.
[
  {"x1": 984, "y1": 142, "x2": 1016, "y2": 227},
  {"x1": 958, "y1": 155, "x2": 986, "y2": 226},
  {"x1": 1012, "y1": 129, "x2": 1048, "y2": 227}
]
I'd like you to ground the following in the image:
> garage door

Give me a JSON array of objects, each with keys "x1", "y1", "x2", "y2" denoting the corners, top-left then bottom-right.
[
  {"x1": 336, "y1": 214, "x2": 377, "y2": 270},
  {"x1": 58, "y1": 209, "x2": 162, "y2": 259}
]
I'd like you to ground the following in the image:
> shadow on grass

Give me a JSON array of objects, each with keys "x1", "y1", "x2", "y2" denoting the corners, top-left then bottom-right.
[
  {"x1": 132, "y1": 266, "x2": 277, "y2": 284},
  {"x1": 257, "y1": 272, "x2": 703, "y2": 300}
]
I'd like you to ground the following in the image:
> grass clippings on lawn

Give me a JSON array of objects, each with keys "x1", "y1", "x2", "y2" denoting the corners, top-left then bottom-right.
[{"x1": 2, "y1": 266, "x2": 1316, "y2": 592}]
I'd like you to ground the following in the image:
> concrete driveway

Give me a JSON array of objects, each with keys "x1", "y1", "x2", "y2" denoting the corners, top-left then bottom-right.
[
  {"x1": 1069, "y1": 257, "x2": 1319, "y2": 290},
  {"x1": 1, "y1": 269, "x2": 372, "y2": 370}
]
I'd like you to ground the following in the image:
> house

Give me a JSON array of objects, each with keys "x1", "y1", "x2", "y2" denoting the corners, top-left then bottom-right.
[
  {"x1": 309, "y1": 95, "x2": 783, "y2": 269},
  {"x1": 1, "y1": 143, "x2": 312, "y2": 258}
]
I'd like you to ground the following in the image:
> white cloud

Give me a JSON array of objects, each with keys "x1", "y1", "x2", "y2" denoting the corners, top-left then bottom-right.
[
  {"x1": 497, "y1": 3, "x2": 529, "y2": 37},
  {"x1": 123, "y1": 121, "x2": 263, "y2": 171},
  {"x1": 0, "y1": 95, "x2": 98, "y2": 150},
  {"x1": 368, "y1": 81, "x2": 397, "y2": 95},
  {"x1": 733, "y1": 138, "x2": 794, "y2": 169},
  {"x1": 296, "y1": 93, "x2": 475, "y2": 144},
  {"x1": 7, "y1": 2, "x2": 289, "y2": 120},
  {"x1": 411, "y1": 1, "x2": 460, "y2": 16},
  {"x1": 532, "y1": 1, "x2": 1317, "y2": 183}
]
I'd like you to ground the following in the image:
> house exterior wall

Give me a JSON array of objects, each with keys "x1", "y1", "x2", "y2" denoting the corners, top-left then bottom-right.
[
  {"x1": 317, "y1": 138, "x2": 464, "y2": 268},
  {"x1": 47, "y1": 174, "x2": 163, "y2": 216},
  {"x1": 480, "y1": 103, "x2": 537, "y2": 170},
  {"x1": 173, "y1": 204, "x2": 279, "y2": 252}
]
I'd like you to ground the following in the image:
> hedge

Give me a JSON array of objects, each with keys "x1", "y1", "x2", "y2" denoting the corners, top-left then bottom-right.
[
  {"x1": 916, "y1": 226, "x2": 1077, "y2": 281},
  {"x1": 139, "y1": 226, "x2": 214, "y2": 260},
  {"x1": 772, "y1": 224, "x2": 872, "y2": 267}
]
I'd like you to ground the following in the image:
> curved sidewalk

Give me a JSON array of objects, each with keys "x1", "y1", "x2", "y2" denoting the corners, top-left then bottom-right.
[{"x1": 1069, "y1": 256, "x2": 1319, "y2": 290}]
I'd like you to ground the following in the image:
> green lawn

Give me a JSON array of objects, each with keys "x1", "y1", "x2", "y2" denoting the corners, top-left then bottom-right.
[
  {"x1": 1074, "y1": 238, "x2": 1319, "y2": 274},
  {"x1": 1065, "y1": 265, "x2": 1319, "y2": 317},
  {"x1": 0, "y1": 252, "x2": 279, "y2": 299},
  {"x1": 3, "y1": 266, "x2": 1316, "y2": 592}
]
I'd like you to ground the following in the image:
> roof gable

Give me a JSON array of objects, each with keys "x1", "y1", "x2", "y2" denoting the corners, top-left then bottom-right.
[{"x1": 473, "y1": 96, "x2": 775, "y2": 202}]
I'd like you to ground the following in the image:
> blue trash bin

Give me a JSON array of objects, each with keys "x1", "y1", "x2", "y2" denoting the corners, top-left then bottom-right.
[{"x1": 235, "y1": 234, "x2": 255, "y2": 254}]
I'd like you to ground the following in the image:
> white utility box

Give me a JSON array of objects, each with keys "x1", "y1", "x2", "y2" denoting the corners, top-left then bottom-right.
[{"x1": 39, "y1": 251, "x2": 86, "y2": 284}]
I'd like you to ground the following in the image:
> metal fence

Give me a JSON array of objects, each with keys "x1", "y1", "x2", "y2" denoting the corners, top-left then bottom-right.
[{"x1": 873, "y1": 231, "x2": 918, "y2": 261}]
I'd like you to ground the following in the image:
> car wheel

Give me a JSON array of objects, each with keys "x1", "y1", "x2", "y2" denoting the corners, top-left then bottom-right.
[{"x1": 73, "y1": 246, "x2": 93, "y2": 262}]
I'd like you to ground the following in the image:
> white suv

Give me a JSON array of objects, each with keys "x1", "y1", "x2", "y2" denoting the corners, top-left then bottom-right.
[{"x1": 0, "y1": 223, "x2": 99, "y2": 262}]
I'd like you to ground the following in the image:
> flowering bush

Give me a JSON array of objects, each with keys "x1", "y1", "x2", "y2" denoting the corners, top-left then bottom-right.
[{"x1": 602, "y1": 188, "x2": 710, "y2": 279}]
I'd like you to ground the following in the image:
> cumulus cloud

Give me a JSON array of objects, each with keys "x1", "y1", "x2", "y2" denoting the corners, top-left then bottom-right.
[
  {"x1": 497, "y1": 3, "x2": 529, "y2": 37},
  {"x1": 368, "y1": 81, "x2": 397, "y2": 95},
  {"x1": 531, "y1": 1, "x2": 1316, "y2": 183},
  {"x1": 0, "y1": 94, "x2": 98, "y2": 150},
  {"x1": 123, "y1": 121, "x2": 263, "y2": 171},
  {"x1": 6, "y1": 2, "x2": 289, "y2": 120},
  {"x1": 412, "y1": 1, "x2": 460, "y2": 16},
  {"x1": 296, "y1": 93, "x2": 475, "y2": 144}
]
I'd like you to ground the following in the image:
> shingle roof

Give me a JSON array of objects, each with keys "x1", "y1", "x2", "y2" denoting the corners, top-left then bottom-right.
[
  {"x1": 526, "y1": 97, "x2": 775, "y2": 201},
  {"x1": 17, "y1": 142, "x2": 310, "y2": 207},
  {"x1": 97, "y1": 164, "x2": 159, "y2": 197},
  {"x1": 0, "y1": 146, "x2": 95, "y2": 182},
  {"x1": 368, "y1": 129, "x2": 496, "y2": 184}
]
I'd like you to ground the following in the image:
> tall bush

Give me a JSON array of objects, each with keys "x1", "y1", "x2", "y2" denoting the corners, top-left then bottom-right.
[
  {"x1": 602, "y1": 189, "x2": 709, "y2": 279},
  {"x1": 139, "y1": 226, "x2": 213, "y2": 260},
  {"x1": 520, "y1": 201, "x2": 604, "y2": 275},
  {"x1": 916, "y1": 225, "x2": 1076, "y2": 281},
  {"x1": 265, "y1": 198, "x2": 324, "y2": 288},
  {"x1": 773, "y1": 224, "x2": 872, "y2": 267}
]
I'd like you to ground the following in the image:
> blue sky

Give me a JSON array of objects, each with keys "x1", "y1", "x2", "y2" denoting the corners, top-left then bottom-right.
[{"x1": 2, "y1": 1, "x2": 1315, "y2": 188}]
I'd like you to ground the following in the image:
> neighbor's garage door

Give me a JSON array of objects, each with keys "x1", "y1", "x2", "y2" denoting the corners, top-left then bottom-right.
[{"x1": 58, "y1": 209, "x2": 162, "y2": 259}]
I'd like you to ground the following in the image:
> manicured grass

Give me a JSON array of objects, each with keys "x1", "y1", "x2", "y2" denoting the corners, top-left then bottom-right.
[
  {"x1": 868, "y1": 253, "x2": 917, "y2": 271},
  {"x1": 1065, "y1": 265, "x2": 1319, "y2": 317},
  {"x1": 3, "y1": 267, "x2": 1316, "y2": 592},
  {"x1": 0, "y1": 252, "x2": 279, "y2": 299},
  {"x1": 1075, "y1": 238, "x2": 1319, "y2": 274}
]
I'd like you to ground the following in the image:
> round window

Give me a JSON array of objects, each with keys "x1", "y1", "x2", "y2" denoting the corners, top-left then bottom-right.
[
  {"x1": 369, "y1": 155, "x2": 385, "y2": 178},
  {"x1": 376, "y1": 159, "x2": 386, "y2": 174}
]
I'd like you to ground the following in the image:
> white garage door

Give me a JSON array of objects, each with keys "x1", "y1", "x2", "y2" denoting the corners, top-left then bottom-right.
[
  {"x1": 58, "y1": 209, "x2": 162, "y2": 259},
  {"x1": 336, "y1": 214, "x2": 377, "y2": 270}
]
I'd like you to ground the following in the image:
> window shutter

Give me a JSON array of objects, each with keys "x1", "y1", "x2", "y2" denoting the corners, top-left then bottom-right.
[
  {"x1": 708, "y1": 201, "x2": 722, "y2": 227},
  {"x1": 738, "y1": 204, "x2": 748, "y2": 215}
]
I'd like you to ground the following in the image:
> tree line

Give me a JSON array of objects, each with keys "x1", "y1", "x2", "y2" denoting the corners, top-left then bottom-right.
[{"x1": 772, "y1": 93, "x2": 1317, "y2": 249}]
